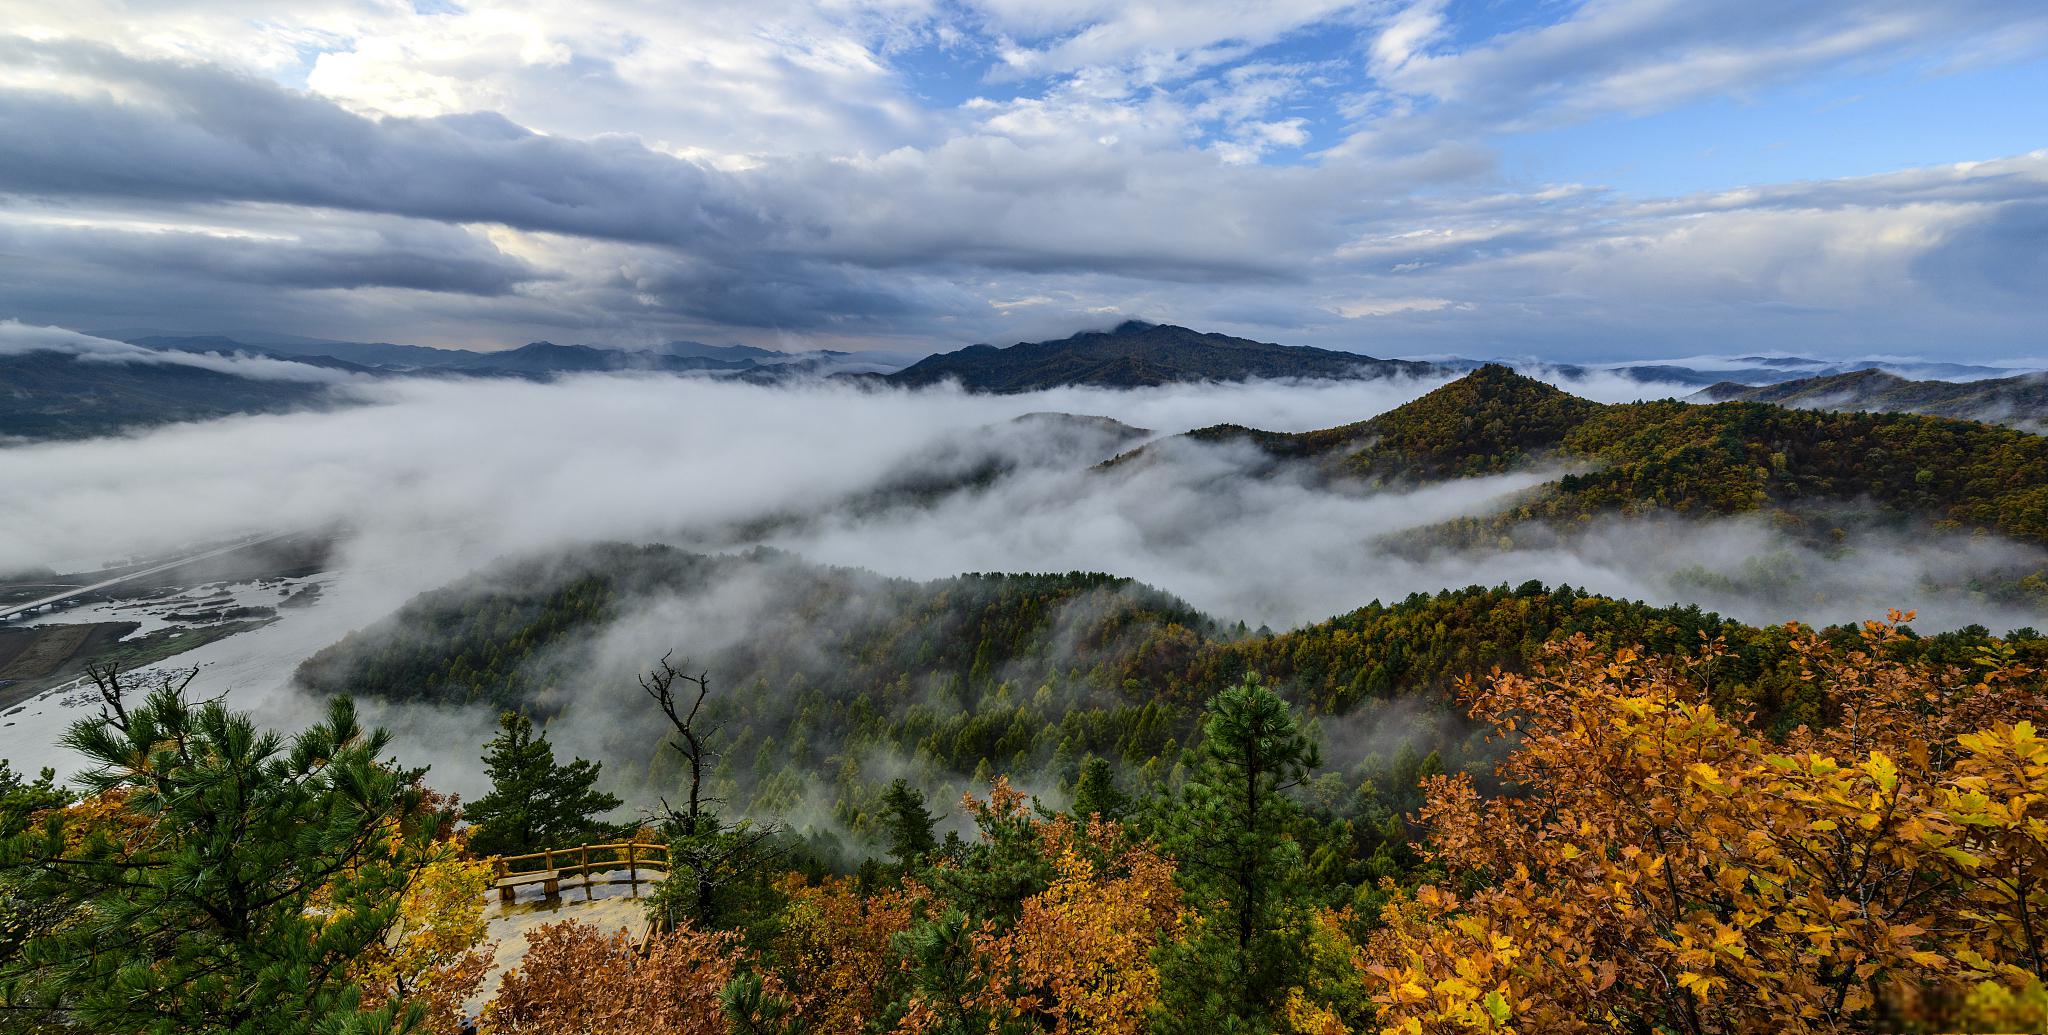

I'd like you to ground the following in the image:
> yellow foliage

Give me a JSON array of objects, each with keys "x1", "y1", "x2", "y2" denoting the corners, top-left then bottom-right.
[
  {"x1": 976, "y1": 821, "x2": 1183, "y2": 1035},
  {"x1": 894, "y1": 805, "x2": 1183, "y2": 1035},
  {"x1": 1360, "y1": 617, "x2": 2048, "y2": 1034},
  {"x1": 349, "y1": 838, "x2": 496, "y2": 1034}
]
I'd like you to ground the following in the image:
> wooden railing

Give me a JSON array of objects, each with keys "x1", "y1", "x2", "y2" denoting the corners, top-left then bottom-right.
[{"x1": 492, "y1": 839, "x2": 670, "y2": 903}]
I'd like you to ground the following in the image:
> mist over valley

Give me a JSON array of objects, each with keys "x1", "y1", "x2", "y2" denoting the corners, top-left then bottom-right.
[
  {"x1": 5, "y1": 354, "x2": 2045, "y2": 806},
  {"x1": 5, "y1": 5, "x2": 2047, "y2": 1027}
]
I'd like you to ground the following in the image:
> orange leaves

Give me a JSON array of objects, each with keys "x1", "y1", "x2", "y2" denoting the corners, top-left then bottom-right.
[
  {"x1": 771, "y1": 873, "x2": 922, "y2": 1031},
  {"x1": 49, "y1": 788, "x2": 148, "y2": 854},
  {"x1": 1361, "y1": 885, "x2": 1527, "y2": 1035},
  {"x1": 481, "y1": 919, "x2": 743, "y2": 1035},
  {"x1": 1360, "y1": 625, "x2": 2048, "y2": 1034}
]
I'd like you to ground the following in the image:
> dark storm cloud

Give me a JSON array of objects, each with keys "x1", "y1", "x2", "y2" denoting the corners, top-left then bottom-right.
[
  {"x1": 0, "y1": 217, "x2": 542, "y2": 295},
  {"x1": 0, "y1": 2, "x2": 2045, "y2": 355},
  {"x1": 0, "y1": 39, "x2": 771, "y2": 250}
]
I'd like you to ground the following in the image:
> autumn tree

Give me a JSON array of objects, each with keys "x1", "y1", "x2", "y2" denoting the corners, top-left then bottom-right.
[
  {"x1": 1361, "y1": 617, "x2": 2048, "y2": 1034},
  {"x1": 893, "y1": 791, "x2": 1184, "y2": 1035},
  {"x1": 757, "y1": 873, "x2": 921, "y2": 1031},
  {"x1": 482, "y1": 919, "x2": 743, "y2": 1034},
  {"x1": 1153, "y1": 674, "x2": 1324, "y2": 1030},
  {"x1": 464, "y1": 711, "x2": 622, "y2": 857},
  {"x1": 970, "y1": 815, "x2": 1183, "y2": 1035},
  {"x1": 347, "y1": 839, "x2": 495, "y2": 1034}
]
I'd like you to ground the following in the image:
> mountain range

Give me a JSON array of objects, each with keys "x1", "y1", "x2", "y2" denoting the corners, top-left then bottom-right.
[
  {"x1": 0, "y1": 350, "x2": 334, "y2": 441},
  {"x1": 9, "y1": 320, "x2": 2048, "y2": 441},
  {"x1": 0, "y1": 334, "x2": 886, "y2": 440},
  {"x1": 1693, "y1": 367, "x2": 2048, "y2": 430},
  {"x1": 129, "y1": 334, "x2": 789, "y2": 375}
]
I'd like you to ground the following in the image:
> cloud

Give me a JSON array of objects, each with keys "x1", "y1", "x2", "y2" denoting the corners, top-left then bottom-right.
[
  {"x1": 1361, "y1": 0, "x2": 2048, "y2": 129},
  {"x1": 0, "y1": 211, "x2": 543, "y2": 295},
  {"x1": 983, "y1": 0, "x2": 1364, "y2": 81},
  {"x1": 1910, "y1": 198, "x2": 2048, "y2": 302},
  {"x1": 0, "y1": 4, "x2": 2045, "y2": 355},
  {"x1": 0, "y1": 39, "x2": 769, "y2": 249},
  {"x1": 1, "y1": 369, "x2": 2034, "y2": 629},
  {"x1": 0, "y1": 319, "x2": 353, "y2": 382}
]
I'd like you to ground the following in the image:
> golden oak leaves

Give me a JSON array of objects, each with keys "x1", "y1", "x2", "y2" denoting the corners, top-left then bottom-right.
[
  {"x1": 348, "y1": 842, "x2": 495, "y2": 1034},
  {"x1": 46, "y1": 788, "x2": 149, "y2": 854},
  {"x1": 1361, "y1": 619, "x2": 2048, "y2": 1035},
  {"x1": 482, "y1": 919, "x2": 744, "y2": 1034},
  {"x1": 896, "y1": 787, "x2": 1183, "y2": 1035},
  {"x1": 977, "y1": 820, "x2": 1182, "y2": 1035},
  {"x1": 771, "y1": 873, "x2": 924, "y2": 1032}
]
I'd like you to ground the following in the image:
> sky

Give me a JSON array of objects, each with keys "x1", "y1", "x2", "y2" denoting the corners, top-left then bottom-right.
[{"x1": 0, "y1": 0, "x2": 2043, "y2": 359}]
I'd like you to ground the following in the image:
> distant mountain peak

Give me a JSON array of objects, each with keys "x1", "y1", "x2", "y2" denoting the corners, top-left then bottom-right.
[{"x1": 883, "y1": 322, "x2": 1437, "y2": 392}]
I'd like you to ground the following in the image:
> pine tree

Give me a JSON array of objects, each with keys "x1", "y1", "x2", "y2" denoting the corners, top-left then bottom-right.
[
  {"x1": 464, "y1": 711, "x2": 622, "y2": 857},
  {"x1": 1071, "y1": 754, "x2": 1129, "y2": 821},
  {"x1": 0, "y1": 667, "x2": 429, "y2": 1034},
  {"x1": 1152, "y1": 675, "x2": 1321, "y2": 1031},
  {"x1": 878, "y1": 778, "x2": 938, "y2": 868}
]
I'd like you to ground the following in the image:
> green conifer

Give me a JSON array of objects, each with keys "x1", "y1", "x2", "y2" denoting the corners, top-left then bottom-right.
[{"x1": 463, "y1": 711, "x2": 622, "y2": 856}]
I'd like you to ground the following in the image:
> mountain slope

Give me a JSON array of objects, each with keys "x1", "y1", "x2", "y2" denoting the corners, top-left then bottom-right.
[
  {"x1": 1694, "y1": 368, "x2": 2048, "y2": 430},
  {"x1": 294, "y1": 544, "x2": 2048, "y2": 826},
  {"x1": 128, "y1": 334, "x2": 464, "y2": 370},
  {"x1": 1125, "y1": 364, "x2": 1594, "y2": 477},
  {"x1": 1145, "y1": 365, "x2": 2048, "y2": 545},
  {"x1": 0, "y1": 351, "x2": 332, "y2": 440},
  {"x1": 441, "y1": 341, "x2": 750, "y2": 376},
  {"x1": 883, "y1": 320, "x2": 1436, "y2": 391}
]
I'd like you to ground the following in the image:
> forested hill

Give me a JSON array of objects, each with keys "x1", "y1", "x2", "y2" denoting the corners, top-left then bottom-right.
[
  {"x1": 0, "y1": 349, "x2": 331, "y2": 440},
  {"x1": 295, "y1": 543, "x2": 2047, "y2": 826},
  {"x1": 1694, "y1": 366, "x2": 2048, "y2": 430},
  {"x1": 881, "y1": 320, "x2": 1437, "y2": 391},
  {"x1": 1160, "y1": 364, "x2": 2048, "y2": 545}
]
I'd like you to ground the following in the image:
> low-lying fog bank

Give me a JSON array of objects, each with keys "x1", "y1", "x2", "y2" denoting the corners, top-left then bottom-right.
[{"x1": 2, "y1": 370, "x2": 2041, "y2": 791}]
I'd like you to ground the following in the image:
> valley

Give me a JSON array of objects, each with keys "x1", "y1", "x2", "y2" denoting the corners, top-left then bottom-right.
[{"x1": 5, "y1": 331, "x2": 2048, "y2": 1035}]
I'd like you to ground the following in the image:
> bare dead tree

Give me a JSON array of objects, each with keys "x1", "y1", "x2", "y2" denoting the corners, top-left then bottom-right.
[
  {"x1": 82, "y1": 662, "x2": 200, "y2": 736},
  {"x1": 637, "y1": 652, "x2": 783, "y2": 928},
  {"x1": 639, "y1": 651, "x2": 716, "y2": 837}
]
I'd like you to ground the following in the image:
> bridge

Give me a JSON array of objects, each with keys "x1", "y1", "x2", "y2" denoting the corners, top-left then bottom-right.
[{"x1": 492, "y1": 840, "x2": 669, "y2": 904}]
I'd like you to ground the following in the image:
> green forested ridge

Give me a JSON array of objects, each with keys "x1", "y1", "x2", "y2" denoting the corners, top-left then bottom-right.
[
  {"x1": 1341, "y1": 364, "x2": 1600, "y2": 480},
  {"x1": 295, "y1": 544, "x2": 1211, "y2": 716},
  {"x1": 1163, "y1": 364, "x2": 2048, "y2": 546},
  {"x1": 14, "y1": 618, "x2": 2046, "y2": 1032},
  {"x1": 294, "y1": 544, "x2": 2048, "y2": 857}
]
